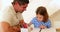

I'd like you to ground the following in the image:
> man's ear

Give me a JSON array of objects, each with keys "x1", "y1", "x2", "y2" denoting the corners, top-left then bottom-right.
[{"x1": 14, "y1": 1, "x2": 19, "y2": 5}]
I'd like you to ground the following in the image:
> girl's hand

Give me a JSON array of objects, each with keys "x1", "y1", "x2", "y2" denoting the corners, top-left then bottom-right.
[
  {"x1": 39, "y1": 25, "x2": 46, "y2": 29},
  {"x1": 30, "y1": 27, "x2": 33, "y2": 31}
]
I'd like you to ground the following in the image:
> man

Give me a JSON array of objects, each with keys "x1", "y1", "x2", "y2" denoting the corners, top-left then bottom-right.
[{"x1": 0, "y1": 0, "x2": 29, "y2": 32}]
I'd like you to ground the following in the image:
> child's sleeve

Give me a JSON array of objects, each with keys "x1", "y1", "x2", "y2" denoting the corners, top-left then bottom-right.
[
  {"x1": 31, "y1": 17, "x2": 36, "y2": 24},
  {"x1": 44, "y1": 19, "x2": 51, "y2": 28},
  {"x1": 46, "y1": 19, "x2": 51, "y2": 28},
  {"x1": 28, "y1": 18, "x2": 35, "y2": 27}
]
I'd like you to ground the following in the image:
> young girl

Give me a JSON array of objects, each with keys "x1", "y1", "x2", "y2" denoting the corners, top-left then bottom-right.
[{"x1": 29, "y1": 6, "x2": 51, "y2": 29}]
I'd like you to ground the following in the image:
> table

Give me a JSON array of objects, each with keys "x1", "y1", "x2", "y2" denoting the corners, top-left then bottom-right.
[
  {"x1": 56, "y1": 28, "x2": 60, "y2": 32},
  {"x1": 21, "y1": 27, "x2": 56, "y2": 32}
]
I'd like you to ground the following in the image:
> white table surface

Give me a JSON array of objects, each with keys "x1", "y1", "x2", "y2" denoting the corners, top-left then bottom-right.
[{"x1": 21, "y1": 27, "x2": 56, "y2": 32}]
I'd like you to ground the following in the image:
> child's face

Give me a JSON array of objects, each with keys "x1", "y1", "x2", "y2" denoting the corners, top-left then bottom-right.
[{"x1": 36, "y1": 14, "x2": 43, "y2": 21}]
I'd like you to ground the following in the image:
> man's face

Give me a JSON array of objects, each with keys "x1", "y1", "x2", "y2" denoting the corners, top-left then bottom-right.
[{"x1": 14, "y1": 2, "x2": 28, "y2": 13}]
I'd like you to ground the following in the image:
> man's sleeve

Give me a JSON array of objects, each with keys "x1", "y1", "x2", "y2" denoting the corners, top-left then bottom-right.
[{"x1": 0, "y1": 9, "x2": 12, "y2": 24}]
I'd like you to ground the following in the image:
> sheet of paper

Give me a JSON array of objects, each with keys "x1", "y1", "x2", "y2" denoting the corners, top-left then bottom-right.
[
  {"x1": 21, "y1": 27, "x2": 56, "y2": 32},
  {"x1": 41, "y1": 28, "x2": 56, "y2": 32},
  {"x1": 31, "y1": 28, "x2": 56, "y2": 32},
  {"x1": 31, "y1": 28, "x2": 40, "y2": 32},
  {"x1": 21, "y1": 28, "x2": 28, "y2": 32}
]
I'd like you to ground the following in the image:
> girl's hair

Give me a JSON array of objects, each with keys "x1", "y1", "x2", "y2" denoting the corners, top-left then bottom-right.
[{"x1": 36, "y1": 6, "x2": 49, "y2": 22}]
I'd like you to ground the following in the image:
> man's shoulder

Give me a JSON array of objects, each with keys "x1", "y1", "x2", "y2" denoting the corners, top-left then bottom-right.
[
  {"x1": 1, "y1": 4, "x2": 16, "y2": 15},
  {"x1": 2, "y1": 4, "x2": 14, "y2": 12}
]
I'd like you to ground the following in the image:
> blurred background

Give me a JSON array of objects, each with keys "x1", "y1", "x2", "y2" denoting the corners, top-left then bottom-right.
[{"x1": 0, "y1": 0, "x2": 60, "y2": 32}]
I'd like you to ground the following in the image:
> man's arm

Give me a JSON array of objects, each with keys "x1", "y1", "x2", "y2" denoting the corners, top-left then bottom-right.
[{"x1": 0, "y1": 22, "x2": 19, "y2": 32}]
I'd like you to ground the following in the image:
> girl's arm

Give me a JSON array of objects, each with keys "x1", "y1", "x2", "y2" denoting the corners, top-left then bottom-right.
[{"x1": 28, "y1": 22, "x2": 32, "y2": 26}]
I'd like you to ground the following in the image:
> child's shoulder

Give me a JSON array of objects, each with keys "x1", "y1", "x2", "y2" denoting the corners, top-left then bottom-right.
[
  {"x1": 47, "y1": 19, "x2": 51, "y2": 22},
  {"x1": 48, "y1": 19, "x2": 51, "y2": 21},
  {"x1": 32, "y1": 17, "x2": 37, "y2": 20},
  {"x1": 31, "y1": 17, "x2": 37, "y2": 22}
]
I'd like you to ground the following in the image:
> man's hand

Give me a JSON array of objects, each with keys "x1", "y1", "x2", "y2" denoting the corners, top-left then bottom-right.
[
  {"x1": 12, "y1": 25, "x2": 20, "y2": 32},
  {"x1": 0, "y1": 22, "x2": 19, "y2": 32},
  {"x1": 19, "y1": 20, "x2": 28, "y2": 28}
]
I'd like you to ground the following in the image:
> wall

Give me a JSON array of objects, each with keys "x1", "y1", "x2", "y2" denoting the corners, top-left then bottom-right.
[
  {"x1": 1, "y1": 0, "x2": 13, "y2": 11},
  {"x1": 0, "y1": 0, "x2": 2, "y2": 10},
  {"x1": 50, "y1": 10, "x2": 60, "y2": 28}
]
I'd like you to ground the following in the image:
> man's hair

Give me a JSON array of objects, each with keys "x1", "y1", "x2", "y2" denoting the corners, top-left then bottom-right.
[
  {"x1": 12, "y1": 0, "x2": 29, "y2": 5},
  {"x1": 36, "y1": 6, "x2": 49, "y2": 22}
]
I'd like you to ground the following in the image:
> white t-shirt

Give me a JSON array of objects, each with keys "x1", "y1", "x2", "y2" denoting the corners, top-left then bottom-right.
[{"x1": 0, "y1": 4, "x2": 23, "y2": 26}]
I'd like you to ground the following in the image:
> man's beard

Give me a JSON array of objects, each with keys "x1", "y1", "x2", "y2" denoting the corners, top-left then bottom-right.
[{"x1": 20, "y1": 11, "x2": 24, "y2": 13}]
